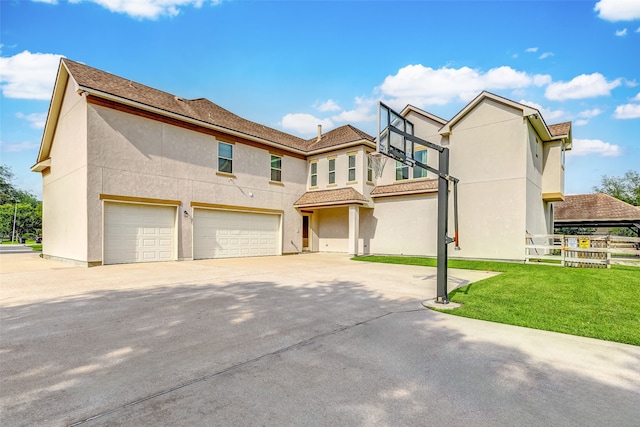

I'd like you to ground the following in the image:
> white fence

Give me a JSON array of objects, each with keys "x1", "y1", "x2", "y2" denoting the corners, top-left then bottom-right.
[{"x1": 525, "y1": 234, "x2": 640, "y2": 268}]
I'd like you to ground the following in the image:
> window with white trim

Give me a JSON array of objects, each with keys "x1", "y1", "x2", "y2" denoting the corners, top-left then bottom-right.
[
  {"x1": 347, "y1": 153, "x2": 356, "y2": 182},
  {"x1": 367, "y1": 155, "x2": 373, "y2": 182},
  {"x1": 328, "y1": 158, "x2": 336, "y2": 184},
  {"x1": 396, "y1": 160, "x2": 409, "y2": 180},
  {"x1": 310, "y1": 161, "x2": 318, "y2": 187},
  {"x1": 218, "y1": 142, "x2": 233, "y2": 173},
  {"x1": 271, "y1": 154, "x2": 282, "y2": 182},
  {"x1": 413, "y1": 150, "x2": 427, "y2": 179}
]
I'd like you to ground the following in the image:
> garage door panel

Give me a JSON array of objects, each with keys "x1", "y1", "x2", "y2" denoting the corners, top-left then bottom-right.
[
  {"x1": 104, "y1": 203, "x2": 176, "y2": 265},
  {"x1": 193, "y1": 209, "x2": 280, "y2": 260}
]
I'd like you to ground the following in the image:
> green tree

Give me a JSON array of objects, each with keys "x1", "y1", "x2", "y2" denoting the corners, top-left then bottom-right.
[
  {"x1": 593, "y1": 170, "x2": 640, "y2": 206},
  {"x1": 0, "y1": 165, "x2": 38, "y2": 205},
  {"x1": 0, "y1": 165, "x2": 42, "y2": 240},
  {"x1": 0, "y1": 203, "x2": 42, "y2": 240}
]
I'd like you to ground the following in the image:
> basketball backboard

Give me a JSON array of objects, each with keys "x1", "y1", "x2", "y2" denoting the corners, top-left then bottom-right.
[{"x1": 377, "y1": 102, "x2": 415, "y2": 164}]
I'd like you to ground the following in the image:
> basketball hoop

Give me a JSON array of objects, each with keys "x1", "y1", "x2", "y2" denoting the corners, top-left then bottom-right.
[{"x1": 367, "y1": 152, "x2": 388, "y2": 180}]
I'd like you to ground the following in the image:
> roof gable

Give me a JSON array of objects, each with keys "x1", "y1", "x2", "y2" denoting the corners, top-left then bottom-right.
[
  {"x1": 439, "y1": 91, "x2": 539, "y2": 135},
  {"x1": 306, "y1": 125, "x2": 374, "y2": 152},
  {"x1": 401, "y1": 105, "x2": 447, "y2": 126}
]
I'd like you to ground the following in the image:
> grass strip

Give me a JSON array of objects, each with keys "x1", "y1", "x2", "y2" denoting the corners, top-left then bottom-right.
[{"x1": 353, "y1": 255, "x2": 640, "y2": 346}]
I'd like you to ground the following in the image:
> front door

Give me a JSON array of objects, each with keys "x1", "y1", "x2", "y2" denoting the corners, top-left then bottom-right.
[{"x1": 302, "y1": 214, "x2": 311, "y2": 251}]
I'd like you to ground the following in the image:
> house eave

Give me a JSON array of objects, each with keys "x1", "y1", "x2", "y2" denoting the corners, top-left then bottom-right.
[
  {"x1": 305, "y1": 140, "x2": 376, "y2": 156},
  {"x1": 77, "y1": 85, "x2": 309, "y2": 156},
  {"x1": 30, "y1": 158, "x2": 51, "y2": 173},
  {"x1": 370, "y1": 188, "x2": 438, "y2": 198},
  {"x1": 34, "y1": 60, "x2": 73, "y2": 167},
  {"x1": 294, "y1": 199, "x2": 370, "y2": 209}
]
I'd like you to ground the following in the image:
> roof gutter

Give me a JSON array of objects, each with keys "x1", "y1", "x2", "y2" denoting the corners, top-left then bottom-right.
[
  {"x1": 306, "y1": 140, "x2": 376, "y2": 156},
  {"x1": 77, "y1": 86, "x2": 309, "y2": 156}
]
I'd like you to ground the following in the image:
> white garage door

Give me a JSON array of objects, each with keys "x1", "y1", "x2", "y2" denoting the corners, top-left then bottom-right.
[
  {"x1": 193, "y1": 209, "x2": 280, "y2": 259},
  {"x1": 104, "y1": 202, "x2": 176, "y2": 265}
]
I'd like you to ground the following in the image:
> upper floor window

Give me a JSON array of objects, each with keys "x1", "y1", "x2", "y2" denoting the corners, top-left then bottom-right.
[
  {"x1": 396, "y1": 160, "x2": 409, "y2": 181},
  {"x1": 328, "y1": 158, "x2": 336, "y2": 184},
  {"x1": 271, "y1": 155, "x2": 282, "y2": 182},
  {"x1": 310, "y1": 162, "x2": 318, "y2": 187},
  {"x1": 413, "y1": 150, "x2": 427, "y2": 179},
  {"x1": 367, "y1": 155, "x2": 373, "y2": 182},
  {"x1": 218, "y1": 142, "x2": 233, "y2": 174},
  {"x1": 347, "y1": 153, "x2": 356, "y2": 182}
]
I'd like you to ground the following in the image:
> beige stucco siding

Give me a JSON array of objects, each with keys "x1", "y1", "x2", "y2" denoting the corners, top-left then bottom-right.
[
  {"x1": 86, "y1": 104, "x2": 307, "y2": 261},
  {"x1": 446, "y1": 99, "x2": 528, "y2": 260},
  {"x1": 366, "y1": 194, "x2": 439, "y2": 256},
  {"x1": 315, "y1": 207, "x2": 349, "y2": 253},
  {"x1": 42, "y1": 82, "x2": 89, "y2": 263},
  {"x1": 542, "y1": 142, "x2": 565, "y2": 197},
  {"x1": 307, "y1": 147, "x2": 370, "y2": 196}
]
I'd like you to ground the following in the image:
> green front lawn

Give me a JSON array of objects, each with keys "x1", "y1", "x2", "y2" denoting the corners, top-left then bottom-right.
[{"x1": 353, "y1": 256, "x2": 640, "y2": 346}]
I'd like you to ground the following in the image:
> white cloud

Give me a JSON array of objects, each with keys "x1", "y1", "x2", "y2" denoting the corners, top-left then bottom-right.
[
  {"x1": 64, "y1": 0, "x2": 220, "y2": 20},
  {"x1": 595, "y1": 0, "x2": 640, "y2": 22},
  {"x1": 32, "y1": 0, "x2": 58, "y2": 3},
  {"x1": 315, "y1": 99, "x2": 341, "y2": 112},
  {"x1": 613, "y1": 103, "x2": 640, "y2": 119},
  {"x1": 631, "y1": 93, "x2": 640, "y2": 101},
  {"x1": 573, "y1": 119, "x2": 589, "y2": 126},
  {"x1": 16, "y1": 112, "x2": 47, "y2": 129},
  {"x1": 378, "y1": 64, "x2": 551, "y2": 108},
  {"x1": 615, "y1": 28, "x2": 628, "y2": 36},
  {"x1": 518, "y1": 99, "x2": 567, "y2": 122},
  {"x1": 525, "y1": 47, "x2": 538, "y2": 53},
  {"x1": 331, "y1": 97, "x2": 376, "y2": 123},
  {"x1": 545, "y1": 73, "x2": 621, "y2": 101},
  {"x1": 578, "y1": 108, "x2": 604, "y2": 119},
  {"x1": 568, "y1": 139, "x2": 621, "y2": 157},
  {"x1": 0, "y1": 140, "x2": 40, "y2": 153},
  {"x1": 0, "y1": 51, "x2": 62, "y2": 100},
  {"x1": 281, "y1": 113, "x2": 333, "y2": 136},
  {"x1": 539, "y1": 52, "x2": 554, "y2": 59}
]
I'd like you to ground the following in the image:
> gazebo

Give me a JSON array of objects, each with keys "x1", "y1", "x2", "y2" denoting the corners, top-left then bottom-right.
[{"x1": 554, "y1": 193, "x2": 640, "y2": 236}]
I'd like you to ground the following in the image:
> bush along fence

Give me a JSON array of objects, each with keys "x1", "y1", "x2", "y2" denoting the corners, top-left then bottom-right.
[{"x1": 525, "y1": 234, "x2": 640, "y2": 268}]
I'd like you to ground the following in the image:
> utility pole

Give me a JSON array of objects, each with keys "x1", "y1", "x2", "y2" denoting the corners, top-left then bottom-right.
[{"x1": 11, "y1": 201, "x2": 18, "y2": 244}]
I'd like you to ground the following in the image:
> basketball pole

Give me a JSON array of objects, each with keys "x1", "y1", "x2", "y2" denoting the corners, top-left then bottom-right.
[
  {"x1": 377, "y1": 101, "x2": 459, "y2": 304},
  {"x1": 436, "y1": 148, "x2": 450, "y2": 304}
]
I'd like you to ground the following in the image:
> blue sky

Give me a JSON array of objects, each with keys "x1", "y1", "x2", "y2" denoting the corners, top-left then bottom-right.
[{"x1": 1, "y1": 0, "x2": 638, "y2": 199}]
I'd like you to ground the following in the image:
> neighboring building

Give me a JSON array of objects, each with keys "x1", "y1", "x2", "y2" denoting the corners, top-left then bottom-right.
[
  {"x1": 32, "y1": 59, "x2": 571, "y2": 266},
  {"x1": 554, "y1": 193, "x2": 640, "y2": 236}
]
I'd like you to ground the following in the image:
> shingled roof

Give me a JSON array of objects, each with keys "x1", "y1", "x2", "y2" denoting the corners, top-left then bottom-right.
[
  {"x1": 370, "y1": 179, "x2": 438, "y2": 198},
  {"x1": 555, "y1": 194, "x2": 640, "y2": 221},
  {"x1": 548, "y1": 122, "x2": 571, "y2": 137},
  {"x1": 62, "y1": 59, "x2": 373, "y2": 153},
  {"x1": 294, "y1": 188, "x2": 369, "y2": 208},
  {"x1": 306, "y1": 125, "x2": 374, "y2": 151}
]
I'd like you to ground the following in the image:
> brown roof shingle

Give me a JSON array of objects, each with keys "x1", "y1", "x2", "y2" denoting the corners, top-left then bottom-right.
[
  {"x1": 371, "y1": 179, "x2": 438, "y2": 197},
  {"x1": 548, "y1": 121, "x2": 571, "y2": 137},
  {"x1": 63, "y1": 59, "x2": 307, "y2": 151},
  {"x1": 294, "y1": 188, "x2": 368, "y2": 207},
  {"x1": 554, "y1": 193, "x2": 640, "y2": 221},
  {"x1": 306, "y1": 125, "x2": 374, "y2": 151}
]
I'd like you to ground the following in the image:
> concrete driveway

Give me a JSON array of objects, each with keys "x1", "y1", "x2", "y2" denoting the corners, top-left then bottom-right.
[{"x1": 1, "y1": 253, "x2": 638, "y2": 426}]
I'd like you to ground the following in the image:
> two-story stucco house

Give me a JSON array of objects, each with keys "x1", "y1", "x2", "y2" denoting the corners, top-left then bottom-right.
[{"x1": 32, "y1": 59, "x2": 571, "y2": 266}]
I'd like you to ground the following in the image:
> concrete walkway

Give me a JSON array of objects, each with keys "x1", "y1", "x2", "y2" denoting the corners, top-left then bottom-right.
[{"x1": 1, "y1": 253, "x2": 638, "y2": 426}]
